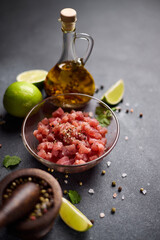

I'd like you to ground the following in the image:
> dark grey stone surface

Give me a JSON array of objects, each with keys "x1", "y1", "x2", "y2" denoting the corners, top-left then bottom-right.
[{"x1": 0, "y1": 0, "x2": 160, "y2": 239}]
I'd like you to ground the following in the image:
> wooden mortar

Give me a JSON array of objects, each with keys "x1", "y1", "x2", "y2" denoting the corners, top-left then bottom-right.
[{"x1": 0, "y1": 168, "x2": 62, "y2": 239}]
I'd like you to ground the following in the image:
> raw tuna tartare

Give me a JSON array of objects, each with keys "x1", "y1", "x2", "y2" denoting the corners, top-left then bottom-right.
[{"x1": 33, "y1": 108, "x2": 108, "y2": 165}]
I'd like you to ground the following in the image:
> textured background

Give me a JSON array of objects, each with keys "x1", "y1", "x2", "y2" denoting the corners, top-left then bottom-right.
[{"x1": 0, "y1": 0, "x2": 160, "y2": 239}]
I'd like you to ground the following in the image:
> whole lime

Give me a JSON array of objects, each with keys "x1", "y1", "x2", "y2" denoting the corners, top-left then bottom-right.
[{"x1": 3, "y1": 82, "x2": 43, "y2": 118}]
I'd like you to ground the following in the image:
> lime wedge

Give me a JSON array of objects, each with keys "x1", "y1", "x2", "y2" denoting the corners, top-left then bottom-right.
[
  {"x1": 16, "y1": 70, "x2": 48, "y2": 89},
  {"x1": 101, "y1": 79, "x2": 124, "y2": 105},
  {"x1": 59, "y1": 197, "x2": 93, "y2": 232}
]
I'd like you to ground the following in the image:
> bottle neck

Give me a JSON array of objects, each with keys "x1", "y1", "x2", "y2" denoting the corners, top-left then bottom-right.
[{"x1": 58, "y1": 30, "x2": 76, "y2": 64}]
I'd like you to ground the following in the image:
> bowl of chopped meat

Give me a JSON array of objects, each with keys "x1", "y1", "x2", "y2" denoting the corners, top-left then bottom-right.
[{"x1": 22, "y1": 93, "x2": 119, "y2": 173}]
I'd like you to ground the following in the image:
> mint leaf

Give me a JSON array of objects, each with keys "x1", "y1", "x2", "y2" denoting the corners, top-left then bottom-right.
[
  {"x1": 95, "y1": 106, "x2": 112, "y2": 127},
  {"x1": 3, "y1": 155, "x2": 21, "y2": 168},
  {"x1": 68, "y1": 190, "x2": 81, "y2": 204}
]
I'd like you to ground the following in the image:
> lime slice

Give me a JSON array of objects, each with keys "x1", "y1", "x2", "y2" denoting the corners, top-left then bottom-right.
[
  {"x1": 59, "y1": 197, "x2": 93, "y2": 232},
  {"x1": 16, "y1": 70, "x2": 48, "y2": 89},
  {"x1": 101, "y1": 79, "x2": 124, "y2": 105}
]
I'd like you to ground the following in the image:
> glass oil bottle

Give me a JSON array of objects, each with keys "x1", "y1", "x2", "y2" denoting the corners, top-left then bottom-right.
[{"x1": 44, "y1": 8, "x2": 95, "y2": 106}]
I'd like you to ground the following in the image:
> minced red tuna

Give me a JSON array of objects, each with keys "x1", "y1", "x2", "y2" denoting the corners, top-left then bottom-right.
[{"x1": 33, "y1": 108, "x2": 108, "y2": 165}]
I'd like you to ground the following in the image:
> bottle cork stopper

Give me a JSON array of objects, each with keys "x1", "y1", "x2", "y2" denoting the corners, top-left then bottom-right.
[
  {"x1": 60, "y1": 8, "x2": 77, "y2": 32},
  {"x1": 60, "y1": 8, "x2": 77, "y2": 22}
]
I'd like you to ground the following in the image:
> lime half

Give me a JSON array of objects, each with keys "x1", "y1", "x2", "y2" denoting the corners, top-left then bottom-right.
[
  {"x1": 101, "y1": 79, "x2": 124, "y2": 105},
  {"x1": 16, "y1": 70, "x2": 48, "y2": 89},
  {"x1": 59, "y1": 198, "x2": 93, "y2": 232}
]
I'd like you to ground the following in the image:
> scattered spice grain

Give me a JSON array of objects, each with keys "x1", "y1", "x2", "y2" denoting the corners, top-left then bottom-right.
[
  {"x1": 139, "y1": 113, "x2": 143, "y2": 118},
  {"x1": 107, "y1": 161, "x2": 111, "y2": 167},
  {"x1": 113, "y1": 193, "x2": 117, "y2": 198},
  {"x1": 111, "y1": 208, "x2": 116, "y2": 214},
  {"x1": 90, "y1": 219, "x2": 94, "y2": 224},
  {"x1": 118, "y1": 186, "x2": 122, "y2": 192},
  {"x1": 142, "y1": 189, "x2": 147, "y2": 195},
  {"x1": 112, "y1": 181, "x2": 116, "y2": 187},
  {"x1": 101, "y1": 170, "x2": 106, "y2": 175},
  {"x1": 0, "y1": 120, "x2": 6, "y2": 125},
  {"x1": 125, "y1": 136, "x2": 129, "y2": 141},
  {"x1": 99, "y1": 212, "x2": 105, "y2": 218},
  {"x1": 79, "y1": 181, "x2": 83, "y2": 186},
  {"x1": 88, "y1": 189, "x2": 94, "y2": 194},
  {"x1": 63, "y1": 190, "x2": 68, "y2": 195},
  {"x1": 140, "y1": 188, "x2": 147, "y2": 195},
  {"x1": 122, "y1": 173, "x2": 127, "y2": 178},
  {"x1": 122, "y1": 195, "x2": 125, "y2": 200},
  {"x1": 140, "y1": 188, "x2": 144, "y2": 193},
  {"x1": 116, "y1": 107, "x2": 121, "y2": 113},
  {"x1": 95, "y1": 88, "x2": 99, "y2": 93}
]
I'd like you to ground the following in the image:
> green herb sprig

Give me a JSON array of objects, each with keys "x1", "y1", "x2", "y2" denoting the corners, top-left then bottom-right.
[{"x1": 95, "y1": 106, "x2": 112, "y2": 127}]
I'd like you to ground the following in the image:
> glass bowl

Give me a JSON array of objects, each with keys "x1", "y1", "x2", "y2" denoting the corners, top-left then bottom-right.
[{"x1": 22, "y1": 93, "x2": 119, "y2": 173}]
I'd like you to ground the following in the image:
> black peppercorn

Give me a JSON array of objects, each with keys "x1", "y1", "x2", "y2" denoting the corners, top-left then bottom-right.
[{"x1": 118, "y1": 186, "x2": 122, "y2": 192}]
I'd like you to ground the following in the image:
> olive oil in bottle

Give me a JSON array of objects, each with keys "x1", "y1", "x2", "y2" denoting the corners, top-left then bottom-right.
[{"x1": 44, "y1": 8, "x2": 95, "y2": 105}]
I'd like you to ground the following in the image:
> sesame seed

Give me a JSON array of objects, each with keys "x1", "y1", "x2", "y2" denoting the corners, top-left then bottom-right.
[
  {"x1": 64, "y1": 180, "x2": 68, "y2": 184},
  {"x1": 65, "y1": 174, "x2": 69, "y2": 178},
  {"x1": 101, "y1": 170, "x2": 106, "y2": 175}
]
